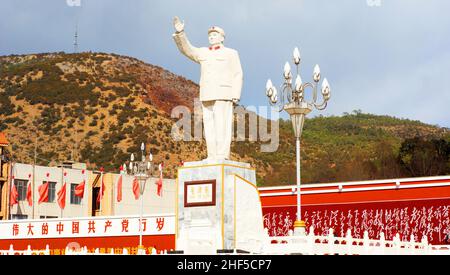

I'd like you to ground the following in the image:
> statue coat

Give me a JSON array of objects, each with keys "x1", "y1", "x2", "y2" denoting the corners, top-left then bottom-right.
[{"x1": 173, "y1": 31, "x2": 243, "y2": 102}]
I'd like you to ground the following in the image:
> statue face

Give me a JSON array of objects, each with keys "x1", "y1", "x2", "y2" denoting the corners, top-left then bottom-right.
[{"x1": 208, "y1": 31, "x2": 224, "y2": 46}]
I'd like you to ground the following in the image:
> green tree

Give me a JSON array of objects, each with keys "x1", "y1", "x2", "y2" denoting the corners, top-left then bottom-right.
[{"x1": 399, "y1": 138, "x2": 450, "y2": 177}]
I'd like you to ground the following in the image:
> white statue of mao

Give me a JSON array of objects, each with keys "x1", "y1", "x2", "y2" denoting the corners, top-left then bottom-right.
[{"x1": 172, "y1": 16, "x2": 243, "y2": 160}]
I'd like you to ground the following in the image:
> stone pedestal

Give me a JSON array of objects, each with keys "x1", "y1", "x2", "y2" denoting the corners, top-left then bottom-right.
[
  {"x1": 176, "y1": 160, "x2": 265, "y2": 254},
  {"x1": 293, "y1": 220, "x2": 307, "y2": 236}
]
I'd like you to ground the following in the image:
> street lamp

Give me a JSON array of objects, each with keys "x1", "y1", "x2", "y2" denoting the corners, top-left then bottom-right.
[
  {"x1": 265, "y1": 47, "x2": 331, "y2": 235},
  {"x1": 126, "y1": 142, "x2": 153, "y2": 254}
]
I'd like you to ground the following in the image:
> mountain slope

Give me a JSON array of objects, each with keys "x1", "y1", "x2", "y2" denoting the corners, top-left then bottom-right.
[
  {"x1": 1, "y1": 52, "x2": 449, "y2": 185},
  {"x1": 0, "y1": 52, "x2": 267, "y2": 178}
]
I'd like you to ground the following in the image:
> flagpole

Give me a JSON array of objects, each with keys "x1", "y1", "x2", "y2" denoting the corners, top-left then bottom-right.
[
  {"x1": 112, "y1": 171, "x2": 115, "y2": 216},
  {"x1": 139, "y1": 181, "x2": 144, "y2": 249},
  {"x1": 60, "y1": 165, "x2": 64, "y2": 218},
  {"x1": 84, "y1": 170, "x2": 87, "y2": 217},
  {"x1": 99, "y1": 171, "x2": 103, "y2": 214},
  {"x1": 32, "y1": 135, "x2": 37, "y2": 219},
  {"x1": 32, "y1": 161, "x2": 36, "y2": 219},
  {"x1": 79, "y1": 170, "x2": 83, "y2": 217},
  {"x1": 160, "y1": 167, "x2": 163, "y2": 197},
  {"x1": 8, "y1": 162, "x2": 14, "y2": 220}
]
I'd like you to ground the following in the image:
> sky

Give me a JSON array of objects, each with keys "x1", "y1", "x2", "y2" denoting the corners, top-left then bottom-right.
[{"x1": 1, "y1": 0, "x2": 449, "y2": 127}]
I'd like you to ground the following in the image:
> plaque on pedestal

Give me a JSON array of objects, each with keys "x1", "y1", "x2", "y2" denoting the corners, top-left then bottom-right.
[{"x1": 175, "y1": 160, "x2": 265, "y2": 254}]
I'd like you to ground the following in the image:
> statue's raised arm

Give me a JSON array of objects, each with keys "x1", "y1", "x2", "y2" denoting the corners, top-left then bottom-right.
[
  {"x1": 172, "y1": 16, "x2": 199, "y2": 63},
  {"x1": 173, "y1": 16, "x2": 184, "y2": 33}
]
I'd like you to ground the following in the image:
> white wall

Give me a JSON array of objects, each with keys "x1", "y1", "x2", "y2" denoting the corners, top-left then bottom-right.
[
  {"x1": 8, "y1": 163, "x2": 176, "y2": 219},
  {"x1": 9, "y1": 163, "x2": 90, "y2": 219},
  {"x1": 112, "y1": 174, "x2": 175, "y2": 216}
]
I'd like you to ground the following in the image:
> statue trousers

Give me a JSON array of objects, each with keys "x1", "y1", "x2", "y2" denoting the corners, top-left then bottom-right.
[{"x1": 202, "y1": 100, "x2": 233, "y2": 160}]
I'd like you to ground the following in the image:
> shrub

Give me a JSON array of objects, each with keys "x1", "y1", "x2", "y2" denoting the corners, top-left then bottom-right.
[
  {"x1": 0, "y1": 96, "x2": 15, "y2": 116},
  {"x1": 89, "y1": 119, "x2": 98, "y2": 127}
]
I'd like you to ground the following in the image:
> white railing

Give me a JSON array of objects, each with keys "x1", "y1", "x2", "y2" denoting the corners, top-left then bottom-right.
[
  {"x1": 0, "y1": 245, "x2": 50, "y2": 255},
  {"x1": 2, "y1": 231, "x2": 449, "y2": 255},
  {"x1": 65, "y1": 247, "x2": 129, "y2": 255},
  {"x1": 0, "y1": 245, "x2": 170, "y2": 255},
  {"x1": 263, "y1": 227, "x2": 450, "y2": 255},
  {"x1": 65, "y1": 247, "x2": 170, "y2": 255}
]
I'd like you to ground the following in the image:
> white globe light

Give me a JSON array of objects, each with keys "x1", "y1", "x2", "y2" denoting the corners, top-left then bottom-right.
[
  {"x1": 272, "y1": 86, "x2": 278, "y2": 98},
  {"x1": 295, "y1": 75, "x2": 303, "y2": 92},
  {"x1": 313, "y1": 64, "x2": 321, "y2": 82},
  {"x1": 321, "y1": 78, "x2": 331, "y2": 99},
  {"x1": 266, "y1": 79, "x2": 273, "y2": 91},
  {"x1": 130, "y1": 153, "x2": 135, "y2": 162},
  {"x1": 293, "y1": 47, "x2": 301, "y2": 65},
  {"x1": 266, "y1": 79, "x2": 273, "y2": 97},
  {"x1": 284, "y1": 62, "x2": 291, "y2": 79},
  {"x1": 140, "y1": 142, "x2": 145, "y2": 151},
  {"x1": 270, "y1": 94, "x2": 278, "y2": 104}
]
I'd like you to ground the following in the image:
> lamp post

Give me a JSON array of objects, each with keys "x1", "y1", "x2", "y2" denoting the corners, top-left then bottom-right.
[
  {"x1": 265, "y1": 47, "x2": 331, "y2": 235},
  {"x1": 127, "y1": 142, "x2": 153, "y2": 254}
]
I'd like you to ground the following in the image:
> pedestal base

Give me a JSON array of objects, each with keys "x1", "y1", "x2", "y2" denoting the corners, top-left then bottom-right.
[
  {"x1": 176, "y1": 160, "x2": 265, "y2": 254},
  {"x1": 137, "y1": 245, "x2": 146, "y2": 255},
  {"x1": 293, "y1": 220, "x2": 306, "y2": 236}
]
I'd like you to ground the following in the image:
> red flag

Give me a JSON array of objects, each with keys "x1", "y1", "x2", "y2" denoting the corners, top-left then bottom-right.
[
  {"x1": 26, "y1": 182, "x2": 32, "y2": 206},
  {"x1": 38, "y1": 182, "x2": 49, "y2": 204},
  {"x1": 101, "y1": 172, "x2": 106, "y2": 198},
  {"x1": 75, "y1": 170, "x2": 86, "y2": 198},
  {"x1": 96, "y1": 172, "x2": 106, "y2": 203},
  {"x1": 132, "y1": 177, "x2": 140, "y2": 200},
  {"x1": 75, "y1": 180, "x2": 85, "y2": 198},
  {"x1": 117, "y1": 175, "x2": 123, "y2": 202},
  {"x1": 26, "y1": 174, "x2": 32, "y2": 206},
  {"x1": 155, "y1": 163, "x2": 164, "y2": 197},
  {"x1": 156, "y1": 177, "x2": 163, "y2": 197},
  {"x1": 10, "y1": 183, "x2": 18, "y2": 206},
  {"x1": 57, "y1": 183, "x2": 66, "y2": 209}
]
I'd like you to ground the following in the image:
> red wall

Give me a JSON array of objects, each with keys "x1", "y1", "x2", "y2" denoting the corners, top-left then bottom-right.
[{"x1": 261, "y1": 184, "x2": 450, "y2": 245}]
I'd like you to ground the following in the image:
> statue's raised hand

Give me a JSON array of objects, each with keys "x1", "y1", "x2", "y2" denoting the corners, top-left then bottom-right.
[{"x1": 173, "y1": 16, "x2": 185, "y2": 33}]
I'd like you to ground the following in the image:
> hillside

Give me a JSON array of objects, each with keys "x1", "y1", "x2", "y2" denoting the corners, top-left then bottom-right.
[
  {"x1": 0, "y1": 52, "x2": 267, "y2": 178},
  {"x1": 245, "y1": 111, "x2": 450, "y2": 185},
  {"x1": 1, "y1": 52, "x2": 449, "y2": 186}
]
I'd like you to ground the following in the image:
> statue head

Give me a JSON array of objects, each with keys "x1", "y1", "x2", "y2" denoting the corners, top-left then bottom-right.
[{"x1": 208, "y1": 26, "x2": 225, "y2": 46}]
